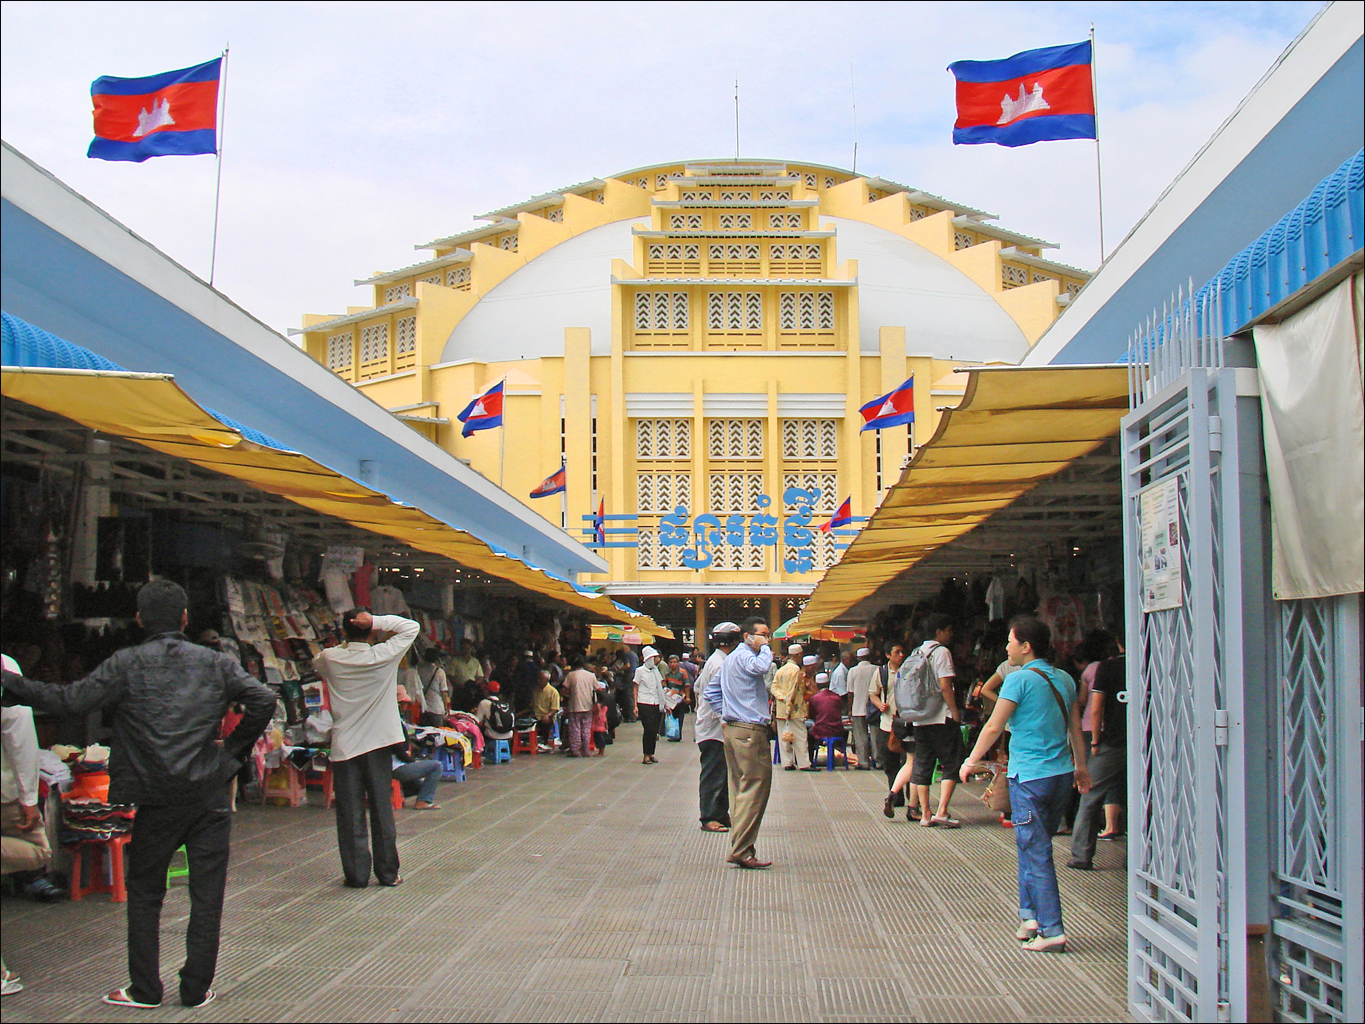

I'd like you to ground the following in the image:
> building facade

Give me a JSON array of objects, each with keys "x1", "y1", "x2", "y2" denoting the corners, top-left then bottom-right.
[{"x1": 295, "y1": 160, "x2": 1088, "y2": 640}]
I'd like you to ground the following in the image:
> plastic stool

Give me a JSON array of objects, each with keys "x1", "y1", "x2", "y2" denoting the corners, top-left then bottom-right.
[
  {"x1": 511, "y1": 728, "x2": 538, "y2": 756},
  {"x1": 822, "y1": 736, "x2": 849, "y2": 771},
  {"x1": 490, "y1": 739, "x2": 511, "y2": 764},
  {"x1": 259, "y1": 763, "x2": 307, "y2": 806},
  {"x1": 434, "y1": 745, "x2": 466, "y2": 782},
  {"x1": 167, "y1": 845, "x2": 189, "y2": 884},
  {"x1": 69, "y1": 834, "x2": 131, "y2": 902}
]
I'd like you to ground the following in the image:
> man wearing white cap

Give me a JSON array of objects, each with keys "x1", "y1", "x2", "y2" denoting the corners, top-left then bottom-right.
[
  {"x1": 846, "y1": 647, "x2": 880, "y2": 772},
  {"x1": 769, "y1": 644, "x2": 812, "y2": 771},
  {"x1": 633, "y1": 646, "x2": 666, "y2": 764},
  {"x1": 695, "y1": 623, "x2": 740, "y2": 832}
]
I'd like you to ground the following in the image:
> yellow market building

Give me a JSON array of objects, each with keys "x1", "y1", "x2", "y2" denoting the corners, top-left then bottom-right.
[{"x1": 294, "y1": 160, "x2": 1089, "y2": 642}]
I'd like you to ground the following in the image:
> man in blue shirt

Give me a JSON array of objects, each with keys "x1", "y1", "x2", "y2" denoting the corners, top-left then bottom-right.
[{"x1": 706, "y1": 616, "x2": 774, "y2": 868}]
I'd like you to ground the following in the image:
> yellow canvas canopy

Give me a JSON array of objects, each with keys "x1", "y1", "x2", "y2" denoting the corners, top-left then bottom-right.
[
  {"x1": 2, "y1": 366, "x2": 671, "y2": 636},
  {"x1": 792, "y1": 365, "x2": 1129, "y2": 633},
  {"x1": 589, "y1": 624, "x2": 656, "y2": 644}
]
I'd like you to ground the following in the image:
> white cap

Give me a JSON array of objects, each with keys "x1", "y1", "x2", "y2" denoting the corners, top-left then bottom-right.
[
  {"x1": 1, "y1": 654, "x2": 19, "y2": 674},
  {"x1": 856, "y1": 647, "x2": 870, "y2": 658},
  {"x1": 641, "y1": 646, "x2": 660, "y2": 661},
  {"x1": 787, "y1": 643, "x2": 803, "y2": 654},
  {"x1": 816, "y1": 672, "x2": 830, "y2": 684},
  {"x1": 802, "y1": 655, "x2": 819, "y2": 666}
]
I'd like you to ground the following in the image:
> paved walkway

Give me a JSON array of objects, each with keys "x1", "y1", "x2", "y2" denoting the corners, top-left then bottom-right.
[{"x1": 2, "y1": 723, "x2": 1130, "y2": 1022}]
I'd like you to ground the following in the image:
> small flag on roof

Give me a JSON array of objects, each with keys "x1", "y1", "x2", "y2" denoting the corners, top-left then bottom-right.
[
  {"x1": 457, "y1": 379, "x2": 505, "y2": 438},
  {"x1": 949, "y1": 40, "x2": 1095, "y2": 148},
  {"x1": 529, "y1": 464, "x2": 567, "y2": 499},
  {"x1": 593, "y1": 498, "x2": 606, "y2": 546},
  {"x1": 88, "y1": 58, "x2": 222, "y2": 162},
  {"x1": 821, "y1": 497, "x2": 853, "y2": 533},
  {"x1": 859, "y1": 377, "x2": 915, "y2": 431}
]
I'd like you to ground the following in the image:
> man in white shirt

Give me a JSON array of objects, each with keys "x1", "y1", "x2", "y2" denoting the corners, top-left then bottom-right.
[
  {"x1": 315, "y1": 610, "x2": 419, "y2": 888},
  {"x1": 694, "y1": 623, "x2": 739, "y2": 833},
  {"x1": 846, "y1": 647, "x2": 880, "y2": 772}
]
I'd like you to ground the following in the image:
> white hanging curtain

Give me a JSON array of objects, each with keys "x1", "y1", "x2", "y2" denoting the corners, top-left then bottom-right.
[{"x1": 1252, "y1": 274, "x2": 1364, "y2": 600}]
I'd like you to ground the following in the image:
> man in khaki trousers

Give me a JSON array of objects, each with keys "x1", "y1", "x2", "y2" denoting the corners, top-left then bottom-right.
[{"x1": 703, "y1": 617, "x2": 775, "y2": 869}]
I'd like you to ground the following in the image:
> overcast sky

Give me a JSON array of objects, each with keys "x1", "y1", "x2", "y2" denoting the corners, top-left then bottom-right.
[{"x1": 1, "y1": 1, "x2": 1325, "y2": 334}]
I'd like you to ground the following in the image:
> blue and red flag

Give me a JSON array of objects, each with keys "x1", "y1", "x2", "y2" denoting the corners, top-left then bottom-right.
[
  {"x1": 859, "y1": 377, "x2": 915, "y2": 432},
  {"x1": 593, "y1": 499, "x2": 606, "y2": 545},
  {"x1": 821, "y1": 497, "x2": 853, "y2": 533},
  {"x1": 457, "y1": 379, "x2": 505, "y2": 438},
  {"x1": 529, "y1": 464, "x2": 567, "y2": 499},
  {"x1": 948, "y1": 41, "x2": 1095, "y2": 148},
  {"x1": 88, "y1": 58, "x2": 221, "y2": 163}
]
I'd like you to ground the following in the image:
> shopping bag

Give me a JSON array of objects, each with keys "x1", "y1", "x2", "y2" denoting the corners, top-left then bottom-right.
[{"x1": 663, "y1": 713, "x2": 682, "y2": 741}]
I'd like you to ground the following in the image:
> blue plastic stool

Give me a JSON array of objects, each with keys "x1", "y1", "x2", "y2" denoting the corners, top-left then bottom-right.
[
  {"x1": 435, "y1": 745, "x2": 466, "y2": 781},
  {"x1": 822, "y1": 736, "x2": 849, "y2": 771},
  {"x1": 490, "y1": 739, "x2": 512, "y2": 764}
]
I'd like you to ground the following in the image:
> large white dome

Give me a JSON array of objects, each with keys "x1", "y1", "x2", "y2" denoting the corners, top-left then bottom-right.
[{"x1": 441, "y1": 215, "x2": 1028, "y2": 364}]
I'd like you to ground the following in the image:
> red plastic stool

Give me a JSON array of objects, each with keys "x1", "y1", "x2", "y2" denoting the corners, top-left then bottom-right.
[
  {"x1": 69, "y1": 834, "x2": 131, "y2": 902},
  {"x1": 511, "y1": 728, "x2": 538, "y2": 756},
  {"x1": 321, "y1": 770, "x2": 404, "y2": 809}
]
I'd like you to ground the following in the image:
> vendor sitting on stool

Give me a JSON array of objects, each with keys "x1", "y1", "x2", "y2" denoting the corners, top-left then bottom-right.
[
  {"x1": 808, "y1": 672, "x2": 846, "y2": 768},
  {"x1": 391, "y1": 738, "x2": 442, "y2": 810}
]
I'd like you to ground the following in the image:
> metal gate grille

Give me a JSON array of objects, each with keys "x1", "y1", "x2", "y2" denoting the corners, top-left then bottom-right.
[
  {"x1": 1271, "y1": 595, "x2": 1363, "y2": 1023},
  {"x1": 1124, "y1": 370, "x2": 1236, "y2": 1022}
]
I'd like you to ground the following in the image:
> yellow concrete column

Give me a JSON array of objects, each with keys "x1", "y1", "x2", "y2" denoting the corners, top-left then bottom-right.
[
  {"x1": 879, "y1": 326, "x2": 910, "y2": 480},
  {"x1": 564, "y1": 328, "x2": 593, "y2": 552},
  {"x1": 768, "y1": 596, "x2": 781, "y2": 631},
  {"x1": 695, "y1": 600, "x2": 706, "y2": 647}
]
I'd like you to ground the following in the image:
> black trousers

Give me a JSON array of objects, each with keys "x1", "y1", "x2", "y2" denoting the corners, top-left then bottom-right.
[
  {"x1": 126, "y1": 785, "x2": 231, "y2": 1007},
  {"x1": 698, "y1": 739, "x2": 730, "y2": 825},
  {"x1": 638, "y1": 704, "x2": 662, "y2": 757},
  {"x1": 332, "y1": 747, "x2": 400, "y2": 887},
  {"x1": 875, "y1": 729, "x2": 906, "y2": 803}
]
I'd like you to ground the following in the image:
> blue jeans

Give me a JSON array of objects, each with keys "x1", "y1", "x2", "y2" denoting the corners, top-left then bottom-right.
[
  {"x1": 392, "y1": 759, "x2": 442, "y2": 804},
  {"x1": 1008, "y1": 771, "x2": 1074, "y2": 938}
]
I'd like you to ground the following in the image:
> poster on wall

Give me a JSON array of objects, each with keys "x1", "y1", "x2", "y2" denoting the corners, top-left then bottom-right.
[{"x1": 1139, "y1": 478, "x2": 1183, "y2": 612}]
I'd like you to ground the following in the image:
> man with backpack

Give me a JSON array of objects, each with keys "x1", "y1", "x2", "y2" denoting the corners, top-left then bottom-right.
[
  {"x1": 898, "y1": 614, "x2": 964, "y2": 828},
  {"x1": 477, "y1": 682, "x2": 516, "y2": 746}
]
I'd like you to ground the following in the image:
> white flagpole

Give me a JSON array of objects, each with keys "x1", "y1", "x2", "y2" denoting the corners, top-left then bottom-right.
[
  {"x1": 497, "y1": 376, "x2": 507, "y2": 488},
  {"x1": 209, "y1": 46, "x2": 229, "y2": 287},
  {"x1": 1090, "y1": 24, "x2": 1107, "y2": 262}
]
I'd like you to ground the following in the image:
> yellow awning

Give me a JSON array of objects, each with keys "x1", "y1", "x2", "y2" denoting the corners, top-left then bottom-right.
[
  {"x1": 2, "y1": 367, "x2": 672, "y2": 637},
  {"x1": 791, "y1": 365, "x2": 1129, "y2": 633}
]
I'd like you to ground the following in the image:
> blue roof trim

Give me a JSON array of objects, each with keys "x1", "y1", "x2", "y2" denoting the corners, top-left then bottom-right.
[
  {"x1": 2, "y1": 309, "x2": 124, "y2": 371},
  {"x1": 1200, "y1": 147, "x2": 1362, "y2": 336},
  {"x1": 2, "y1": 309, "x2": 293, "y2": 450}
]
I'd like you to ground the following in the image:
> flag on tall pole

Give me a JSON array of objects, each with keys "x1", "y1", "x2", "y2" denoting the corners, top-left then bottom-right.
[
  {"x1": 821, "y1": 497, "x2": 853, "y2": 533},
  {"x1": 859, "y1": 377, "x2": 915, "y2": 432},
  {"x1": 88, "y1": 58, "x2": 222, "y2": 162},
  {"x1": 948, "y1": 41, "x2": 1095, "y2": 148},
  {"x1": 457, "y1": 379, "x2": 505, "y2": 438},
  {"x1": 529, "y1": 464, "x2": 567, "y2": 499}
]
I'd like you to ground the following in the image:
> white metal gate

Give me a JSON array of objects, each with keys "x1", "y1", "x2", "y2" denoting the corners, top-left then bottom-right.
[
  {"x1": 1270, "y1": 595, "x2": 1363, "y2": 1023},
  {"x1": 1123, "y1": 366, "x2": 1253, "y2": 1021}
]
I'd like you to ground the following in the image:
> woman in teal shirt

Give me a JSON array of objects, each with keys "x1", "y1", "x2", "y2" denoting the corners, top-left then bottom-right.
[{"x1": 961, "y1": 616, "x2": 1091, "y2": 952}]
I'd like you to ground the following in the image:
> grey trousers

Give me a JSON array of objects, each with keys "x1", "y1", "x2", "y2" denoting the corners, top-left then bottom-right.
[
  {"x1": 698, "y1": 739, "x2": 730, "y2": 826},
  {"x1": 723, "y1": 722, "x2": 772, "y2": 861},
  {"x1": 850, "y1": 715, "x2": 875, "y2": 769},
  {"x1": 332, "y1": 747, "x2": 400, "y2": 887},
  {"x1": 1070, "y1": 742, "x2": 1126, "y2": 864}
]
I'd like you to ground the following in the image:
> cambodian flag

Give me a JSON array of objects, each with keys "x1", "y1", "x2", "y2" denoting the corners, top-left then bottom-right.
[
  {"x1": 457, "y1": 379, "x2": 505, "y2": 438},
  {"x1": 88, "y1": 58, "x2": 221, "y2": 163},
  {"x1": 821, "y1": 497, "x2": 853, "y2": 533},
  {"x1": 529, "y1": 464, "x2": 566, "y2": 499},
  {"x1": 593, "y1": 499, "x2": 606, "y2": 545},
  {"x1": 949, "y1": 41, "x2": 1095, "y2": 148},
  {"x1": 859, "y1": 377, "x2": 915, "y2": 432}
]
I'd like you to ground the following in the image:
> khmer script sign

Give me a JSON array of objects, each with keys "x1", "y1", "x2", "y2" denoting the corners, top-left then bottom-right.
[{"x1": 659, "y1": 487, "x2": 820, "y2": 573}]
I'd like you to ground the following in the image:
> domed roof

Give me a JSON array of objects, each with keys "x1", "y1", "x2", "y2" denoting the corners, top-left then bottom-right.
[{"x1": 441, "y1": 215, "x2": 1028, "y2": 364}]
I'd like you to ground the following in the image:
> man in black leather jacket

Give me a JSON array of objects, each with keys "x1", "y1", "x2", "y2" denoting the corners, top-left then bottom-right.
[{"x1": 1, "y1": 580, "x2": 275, "y2": 1010}]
